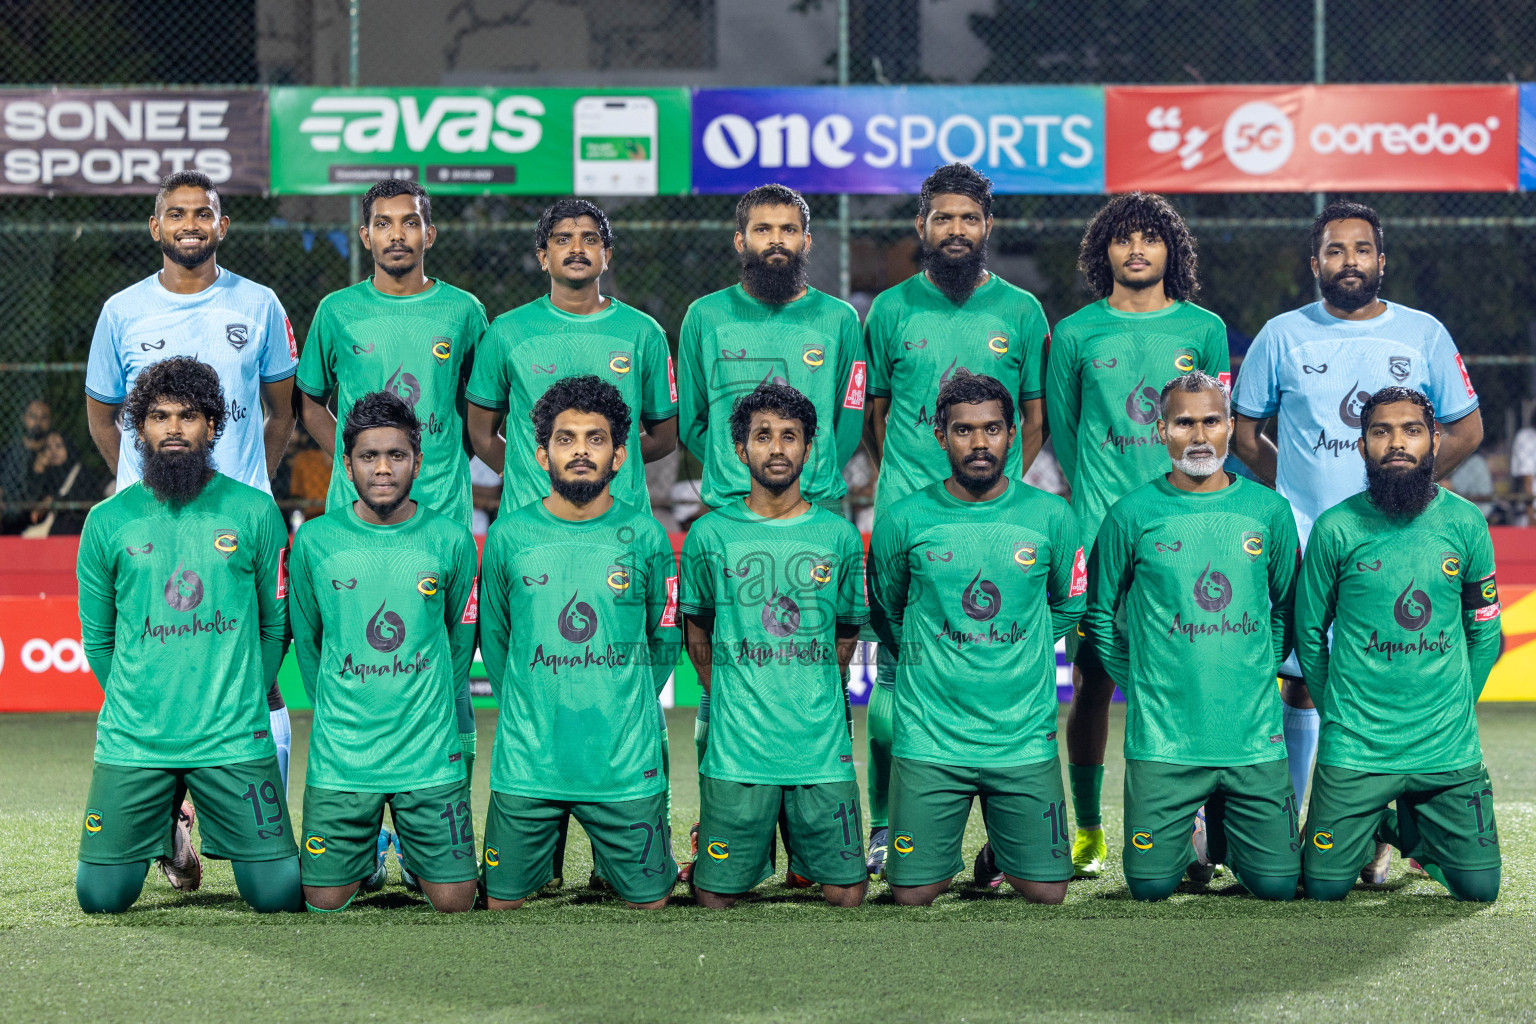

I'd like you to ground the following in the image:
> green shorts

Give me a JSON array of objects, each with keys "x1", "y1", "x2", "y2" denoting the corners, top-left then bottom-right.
[
  {"x1": 79, "y1": 758, "x2": 296, "y2": 865},
  {"x1": 693, "y1": 775, "x2": 865, "y2": 893},
  {"x1": 886, "y1": 755, "x2": 1071, "y2": 887},
  {"x1": 1123, "y1": 758, "x2": 1300, "y2": 881},
  {"x1": 1303, "y1": 762, "x2": 1500, "y2": 880},
  {"x1": 482, "y1": 789, "x2": 677, "y2": 904},
  {"x1": 301, "y1": 780, "x2": 476, "y2": 887}
]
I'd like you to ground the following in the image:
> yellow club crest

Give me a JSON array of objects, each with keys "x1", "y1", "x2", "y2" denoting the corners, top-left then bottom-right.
[
  {"x1": 1174, "y1": 353, "x2": 1196, "y2": 373},
  {"x1": 1312, "y1": 831, "x2": 1333, "y2": 851},
  {"x1": 1131, "y1": 831, "x2": 1154, "y2": 851}
]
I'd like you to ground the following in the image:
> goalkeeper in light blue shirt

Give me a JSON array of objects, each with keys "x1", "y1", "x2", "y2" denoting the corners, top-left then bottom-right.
[{"x1": 1230, "y1": 201, "x2": 1484, "y2": 858}]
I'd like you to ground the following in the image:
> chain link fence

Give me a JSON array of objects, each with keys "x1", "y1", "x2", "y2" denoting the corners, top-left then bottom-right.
[{"x1": 3, "y1": 0, "x2": 1535, "y2": 530}]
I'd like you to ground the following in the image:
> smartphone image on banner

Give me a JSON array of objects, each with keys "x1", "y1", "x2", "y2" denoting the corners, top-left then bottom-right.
[{"x1": 574, "y1": 96, "x2": 659, "y2": 196}]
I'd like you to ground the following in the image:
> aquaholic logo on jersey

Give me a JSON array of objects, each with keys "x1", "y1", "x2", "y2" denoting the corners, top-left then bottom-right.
[
  {"x1": 163, "y1": 562, "x2": 204, "y2": 612},
  {"x1": 226, "y1": 323, "x2": 249, "y2": 351},
  {"x1": 761, "y1": 589, "x2": 802, "y2": 637},
  {"x1": 606, "y1": 566, "x2": 631, "y2": 595},
  {"x1": 417, "y1": 572, "x2": 439, "y2": 598},
  {"x1": 609, "y1": 351, "x2": 632, "y2": 375},
  {"x1": 213, "y1": 530, "x2": 238, "y2": 557},
  {"x1": 961, "y1": 570, "x2": 1002, "y2": 621},
  {"x1": 366, "y1": 601, "x2": 406, "y2": 652},
  {"x1": 1242, "y1": 532, "x2": 1264, "y2": 562},
  {"x1": 1193, "y1": 563, "x2": 1232, "y2": 612},
  {"x1": 431, "y1": 336, "x2": 452, "y2": 364},
  {"x1": 1173, "y1": 350, "x2": 1196, "y2": 373},
  {"x1": 1393, "y1": 579, "x2": 1432, "y2": 631},
  {"x1": 386, "y1": 362, "x2": 421, "y2": 406},
  {"x1": 1013, "y1": 542, "x2": 1037, "y2": 570},
  {"x1": 1439, "y1": 551, "x2": 1461, "y2": 580},
  {"x1": 915, "y1": 359, "x2": 969, "y2": 426},
  {"x1": 1124, "y1": 376, "x2": 1160, "y2": 426},
  {"x1": 987, "y1": 331, "x2": 1009, "y2": 357},
  {"x1": 1338, "y1": 381, "x2": 1372, "y2": 429},
  {"x1": 558, "y1": 591, "x2": 598, "y2": 643},
  {"x1": 802, "y1": 342, "x2": 824, "y2": 372}
]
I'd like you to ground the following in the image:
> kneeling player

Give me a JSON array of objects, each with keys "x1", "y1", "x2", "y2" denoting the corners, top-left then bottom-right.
[
  {"x1": 683, "y1": 383, "x2": 868, "y2": 908},
  {"x1": 290, "y1": 392, "x2": 480, "y2": 913},
  {"x1": 1084, "y1": 372, "x2": 1301, "y2": 901},
  {"x1": 76, "y1": 358, "x2": 300, "y2": 913},
  {"x1": 868, "y1": 372, "x2": 1083, "y2": 906},
  {"x1": 480, "y1": 377, "x2": 681, "y2": 909},
  {"x1": 1298, "y1": 388, "x2": 1502, "y2": 902}
]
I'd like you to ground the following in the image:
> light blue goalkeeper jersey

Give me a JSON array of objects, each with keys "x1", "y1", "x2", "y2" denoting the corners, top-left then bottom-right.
[
  {"x1": 1231, "y1": 300, "x2": 1478, "y2": 545},
  {"x1": 86, "y1": 268, "x2": 298, "y2": 494}
]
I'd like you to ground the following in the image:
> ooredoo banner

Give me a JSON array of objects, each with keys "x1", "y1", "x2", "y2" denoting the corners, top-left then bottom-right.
[
  {"x1": 0, "y1": 598, "x2": 101, "y2": 712},
  {"x1": 1106, "y1": 85, "x2": 1518, "y2": 193},
  {"x1": 692, "y1": 86, "x2": 1104, "y2": 194},
  {"x1": 0, "y1": 89, "x2": 268, "y2": 195}
]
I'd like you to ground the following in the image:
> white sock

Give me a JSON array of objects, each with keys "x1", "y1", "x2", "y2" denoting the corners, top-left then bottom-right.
[
  {"x1": 1282, "y1": 705, "x2": 1319, "y2": 808},
  {"x1": 269, "y1": 706, "x2": 292, "y2": 798}
]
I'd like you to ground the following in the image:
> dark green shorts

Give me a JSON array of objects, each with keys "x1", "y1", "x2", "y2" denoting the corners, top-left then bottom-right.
[
  {"x1": 482, "y1": 789, "x2": 677, "y2": 904},
  {"x1": 1123, "y1": 758, "x2": 1300, "y2": 881},
  {"x1": 79, "y1": 758, "x2": 296, "y2": 865},
  {"x1": 301, "y1": 780, "x2": 476, "y2": 887},
  {"x1": 1303, "y1": 762, "x2": 1501, "y2": 880},
  {"x1": 693, "y1": 775, "x2": 865, "y2": 893},
  {"x1": 886, "y1": 755, "x2": 1071, "y2": 887}
]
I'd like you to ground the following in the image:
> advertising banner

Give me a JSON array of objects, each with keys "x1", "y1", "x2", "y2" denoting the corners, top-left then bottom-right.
[
  {"x1": 0, "y1": 597, "x2": 101, "y2": 712},
  {"x1": 1520, "y1": 84, "x2": 1536, "y2": 190},
  {"x1": 691, "y1": 86, "x2": 1104, "y2": 194},
  {"x1": 269, "y1": 87, "x2": 691, "y2": 195},
  {"x1": 1105, "y1": 85, "x2": 1518, "y2": 193},
  {"x1": 0, "y1": 88, "x2": 268, "y2": 195}
]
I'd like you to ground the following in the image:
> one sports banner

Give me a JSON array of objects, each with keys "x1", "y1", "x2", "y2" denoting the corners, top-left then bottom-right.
[
  {"x1": 269, "y1": 87, "x2": 691, "y2": 196},
  {"x1": 1105, "y1": 85, "x2": 1519, "y2": 193},
  {"x1": 0, "y1": 88, "x2": 268, "y2": 194},
  {"x1": 691, "y1": 86, "x2": 1104, "y2": 194},
  {"x1": 1519, "y1": 84, "x2": 1536, "y2": 190}
]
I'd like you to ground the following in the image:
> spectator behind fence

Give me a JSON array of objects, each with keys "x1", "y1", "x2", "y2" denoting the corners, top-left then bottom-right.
[
  {"x1": 0, "y1": 399, "x2": 98, "y2": 536},
  {"x1": 1511, "y1": 407, "x2": 1536, "y2": 526},
  {"x1": 285, "y1": 428, "x2": 332, "y2": 523}
]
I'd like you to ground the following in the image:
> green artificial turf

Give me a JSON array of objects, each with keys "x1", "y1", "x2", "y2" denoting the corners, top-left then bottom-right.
[{"x1": 2, "y1": 705, "x2": 1534, "y2": 1023}]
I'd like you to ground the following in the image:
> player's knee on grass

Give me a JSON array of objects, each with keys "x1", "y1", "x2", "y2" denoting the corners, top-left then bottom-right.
[
  {"x1": 420, "y1": 879, "x2": 478, "y2": 913},
  {"x1": 486, "y1": 896, "x2": 527, "y2": 910},
  {"x1": 76, "y1": 860, "x2": 148, "y2": 914},
  {"x1": 1238, "y1": 872, "x2": 1298, "y2": 902},
  {"x1": 890, "y1": 880, "x2": 950, "y2": 906},
  {"x1": 1005, "y1": 876, "x2": 1067, "y2": 904},
  {"x1": 625, "y1": 896, "x2": 670, "y2": 910},
  {"x1": 822, "y1": 880, "x2": 867, "y2": 908},
  {"x1": 233, "y1": 857, "x2": 302, "y2": 913},
  {"x1": 1304, "y1": 875, "x2": 1355, "y2": 901},
  {"x1": 1126, "y1": 874, "x2": 1183, "y2": 902},
  {"x1": 1440, "y1": 866, "x2": 1500, "y2": 903},
  {"x1": 693, "y1": 886, "x2": 742, "y2": 909}
]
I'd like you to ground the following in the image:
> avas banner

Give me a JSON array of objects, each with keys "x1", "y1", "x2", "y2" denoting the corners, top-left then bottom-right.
[
  {"x1": 269, "y1": 87, "x2": 690, "y2": 196},
  {"x1": 1519, "y1": 84, "x2": 1536, "y2": 190},
  {"x1": 691, "y1": 86, "x2": 1104, "y2": 194},
  {"x1": 1106, "y1": 85, "x2": 1519, "y2": 193},
  {"x1": 0, "y1": 89, "x2": 267, "y2": 195}
]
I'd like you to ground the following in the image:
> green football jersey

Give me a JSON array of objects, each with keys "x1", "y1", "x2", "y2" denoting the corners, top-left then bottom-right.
[
  {"x1": 866, "y1": 272, "x2": 1050, "y2": 521},
  {"x1": 289, "y1": 501, "x2": 478, "y2": 792},
  {"x1": 295, "y1": 279, "x2": 487, "y2": 528},
  {"x1": 868, "y1": 480, "x2": 1085, "y2": 768},
  {"x1": 480, "y1": 498, "x2": 681, "y2": 802},
  {"x1": 680, "y1": 501, "x2": 868, "y2": 785},
  {"x1": 1045, "y1": 299, "x2": 1229, "y2": 543},
  {"x1": 1084, "y1": 475, "x2": 1299, "y2": 766},
  {"x1": 77, "y1": 474, "x2": 289, "y2": 768},
  {"x1": 1296, "y1": 488, "x2": 1502, "y2": 774},
  {"x1": 677, "y1": 285, "x2": 867, "y2": 509},
  {"x1": 465, "y1": 296, "x2": 677, "y2": 513}
]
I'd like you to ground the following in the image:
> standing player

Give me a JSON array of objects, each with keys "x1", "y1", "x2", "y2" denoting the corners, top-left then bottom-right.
[
  {"x1": 289, "y1": 392, "x2": 479, "y2": 913},
  {"x1": 1084, "y1": 372, "x2": 1300, "y2": 901},
  {"x1": 298, "y1": 179, "x2": 487, "y2": 529},
  {"x1": 84, "y1": 170, "x2": 299, "y2": 809},
  {"x1": 1297, "y1": 388, "x2": 1501, "y2": 902},
  {"x1": 860, "y1": 163, "x2": 1052, "y2": 878},
  {"x1": 75, "y1": 358, "x2": 299, "y2": 913},
  {"x1": 1231, "y1": 201, "x2": 1484, "y2": 846},
  {"x1": 869, "y1": 372, "x2": 1084, "y2": 906},
  {"x1": 1046, "y1": 192, "x2": 1229, "y2": 878},
  {"x1": 467, "y1": 198, "x2": 677, "y2": 514},
  {"x1": 682, "y1": 383, "x2": 868, "y2": 908},
  {"x1": 479, "y1": 376, "x2": 681, "y2": 909}
]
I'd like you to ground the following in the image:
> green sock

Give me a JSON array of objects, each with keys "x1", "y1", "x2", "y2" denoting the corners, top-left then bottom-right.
[
  {"x1": 660, "y1": 723, "x2": 672, "y2": 832},
  {"x1": 1068, "y1": 763, "x2": 1104, "y2": 830},
  {"x1": 866, "y1": 684, "x2": 894, "y2": 829}
]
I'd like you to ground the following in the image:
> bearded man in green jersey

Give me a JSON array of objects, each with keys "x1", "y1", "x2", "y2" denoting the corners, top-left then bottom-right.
[
  {"x1": 1046, "y1": 193, "x2": 1230, "y2": 878},
  {"x1": 290, "y1": 392, "x2": 480, "y2": 913},
  {"x1": 682, "y1": 382, "x2": 869, "y2": 909},
  {"x1": 75, "y1": 357, "x2": 300, "y2": 914},
  {"x1": 1084, "y1": 372, "x2": 1301, "y2": 901},
  {"x1": 859, "y1": 163, "x2": 1052, "y2": 880},
  {"x1": 467, "y1": 198, "x2": 678, "y2": 516},
  {"x1": 1298, "y1": 387, "x2": 1502, "y2": 903},
  {"x1": 869, "y1": 371, "x2": 1085, "y2": 906},
  {"x1": 480, "y1": 376, "x2": 682, "y2": 909},
  {"x1": 297, "y1": 179, "x2": 488, "y2": 529}
]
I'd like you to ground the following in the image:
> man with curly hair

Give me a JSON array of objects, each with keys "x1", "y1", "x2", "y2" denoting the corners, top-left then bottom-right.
[
  {"x1": 74, "y1": 357, "x2": 300, "y2": 914},
  {"x1": 859, "y1": 163, "x2": 1052, "y2": 881},
  {"x1": 478, "y1": 376, "x2": 682, "y2": 909},
  {"x1": 1045, "y1": 192, "x2": 1230, "y2": 879}
]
